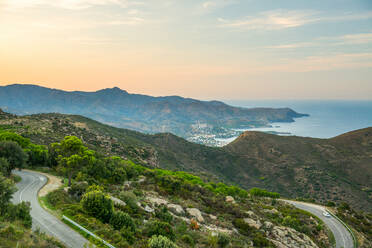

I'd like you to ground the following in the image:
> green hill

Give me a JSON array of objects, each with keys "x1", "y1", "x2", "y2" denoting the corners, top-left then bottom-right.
[{"x1": 0, "y1": 109, "x2": 371, "y2": 211}]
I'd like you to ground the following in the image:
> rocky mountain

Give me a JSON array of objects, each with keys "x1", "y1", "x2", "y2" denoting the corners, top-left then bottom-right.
[
  {"x1": 0, "y1": 84, "x2": 307, "y2": 143},
  {"x1": 0, "y1": 109, "x2": 371, "y2": 212}
]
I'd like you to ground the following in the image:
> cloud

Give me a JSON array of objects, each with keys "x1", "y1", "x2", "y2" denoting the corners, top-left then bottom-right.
[
  {"x1": 197, "y1": 0, "x2": 237, "y2": 14},
  {"x1": 107, "y1": 17, "x2": 144, "y2": 26},
  {"x1": 336, "y1": 33, "x2": 372, "y2": 45},
  {"x1": 266, "y1": 32, "x2": 372, "y2": 49},
  {"x1": 254, "y1": 53, "x2": 372, "y2": 73},
  {"x1": 218, "y1": 10, "x2": 372, "y2": 30},
  {"x1": 4, "y1": 0, "x2": 144, "y2": 10}
]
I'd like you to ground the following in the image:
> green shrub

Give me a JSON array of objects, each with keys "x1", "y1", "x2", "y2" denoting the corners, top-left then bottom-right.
[
  {"x1": 207, "y1": 234, "x2": 218, "y2": 247},
  {"x1": 0, "y1": 172, "x2": 16, "y2": 214},
  {"x1": 217, "y1": 233, "x2": 230, "y2": 248},
  {"x1": 119, "y1": 191, "x2": 140, "y2": 213},
  {"x1": 0, "y1": 158, "x2": 9, "y2": 176},
  {"x1": 252, "y1": 232, "x2": 273, "y2": 247},
  {"x1": 148, "y1": 235, "x2": 178, "y2": 248},
  {"x1": 181, "y1": 234, "x2": 194, "y2": 246},
  {"x1": 232, "y1": 218, "x2": 254, "y2": 236},
  {"x1": 6, "y1": 202, "x2": 32, "y2": 228},
  {"x1": 144, "y1": 221, "x2": 175, "y2": 241},
  {"x1": 282, "y1": 216, "x2": 300, "y2": 229},
  {"x1": 155, "y1": 207, "x2": 173, "y2": 223},
  {"x1": 81, "y1": 190, "x2": 113, "y2": 223},
  {"x1": 68, "y1": 182, "x2": 89, "y2": 200},
  {"x1": 120, "y1": 226, "x2": 136, "y2": 244},
  {"x1": 46, "y1": 189, "x2": 73, "y2": 207},
  {"x1": 110, "y1": 211, "x2": 135, "y2": 231},
  {"x1": 249, "y1": 188, "x2": 280, "y2": 198}
]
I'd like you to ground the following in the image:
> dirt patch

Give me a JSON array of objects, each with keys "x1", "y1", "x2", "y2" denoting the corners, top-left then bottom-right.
[{"x1": 73, "y1": 122, "x2": 89, "y2": 130}]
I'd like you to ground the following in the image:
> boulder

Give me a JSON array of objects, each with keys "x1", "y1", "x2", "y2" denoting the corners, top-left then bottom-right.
[
  {"x1": 263, "y1": 208, "x2": 279, "y2": 214},
  {"x1": 110, "y1": 196, "x2": 126, "y2": 207},
  {"x1": 245, "y1": 210, "x2": 255, "y2": 217},
  {"x1": 209, "y1": 214, "x2": 217, "y2": 220},
  {"x1": 186, "y1": 208, "x2": 204, "y2": 223},
  {"x1": 225, "y1": 196, "x2": 235, "y2": 203},
  {"x1": 264, "y1": 221, "x2": 274, "y2": 229},
  {"x1": 147, "y1": 196, "x2": 168, "y2": 206},
  {"x1": 243, "y1": 218, "x2": 262, "y2": 229},
  {"x1": 167, "y1": 204, "x2": 184, "y2": 215},
  {"x1": 144, "y1": 205, "x2": 154, "y2": 213}
]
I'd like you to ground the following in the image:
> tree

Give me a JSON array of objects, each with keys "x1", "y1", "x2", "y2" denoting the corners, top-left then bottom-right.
[
  {"x1": 60, "y1": 136, "x2": 86, "y2": 157},
  {"x1": 0, "y1": 141, "x2": 27, "y2": 176},
  {"x1": 0, "y1": 131, "x2": 31, "y2": 148},
  {"x1": 81, "y1": 189, "x2": 113, "y2": 223},
  {"x1": 25, "y1": 144, "x2": 49, "y2": 167},
  {"x1": 59, "y1": 154, "x2": 83, "y2": 187},
  {"x1": 0, "y1": 172, "x2": 16, "y2": 215}
]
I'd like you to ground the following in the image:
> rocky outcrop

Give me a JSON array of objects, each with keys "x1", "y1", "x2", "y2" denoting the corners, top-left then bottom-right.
[
  {"x1": 167, "y1": 204, "x2": 184, "y2": 215},
  {"x1": 147, "y1": 196, "x2": 168, "y2": 206},
  {"x1": 268, "y1": 226, "x2": 318, "y2": 248},
  {"x1": 186, "y1": 208, "x2": 204, "y2": 223},
  {"x1": 244, "y1": 218, "x2": 262, "y2": 229}
]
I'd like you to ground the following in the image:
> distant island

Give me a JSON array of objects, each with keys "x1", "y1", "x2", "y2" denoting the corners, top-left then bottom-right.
[{"x1": 0, "y1": 84, "x2": 308, "y2": 145}]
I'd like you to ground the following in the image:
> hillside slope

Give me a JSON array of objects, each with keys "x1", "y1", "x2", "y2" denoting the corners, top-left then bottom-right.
[
  {"x1": 0, "y1": 84, "x2": 307, "y2": 143},
  {"x1": 0, "y1": 109, "x2": 371, "y2": 211}
]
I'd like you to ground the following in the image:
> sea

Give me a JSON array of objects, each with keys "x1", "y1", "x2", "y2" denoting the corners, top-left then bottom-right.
[{"x1": 217, "y1": 100, "x2": 372, "y2": 144}]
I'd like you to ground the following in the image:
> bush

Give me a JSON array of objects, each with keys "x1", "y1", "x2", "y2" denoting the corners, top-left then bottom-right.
[
  {"x1": 249, "y1": 188, "x2": 280, "y2": 198},
  {"x1": 68, "y1": 181, "x2": 88, "y2": 200},
  {"x1": 81, "y1": 190, "x2": 113, "y2": 223},
  {"x1": 155, "y1": 207, "x2": 173, "y2": 223},
  {"x1": 119, "y1": 191, "x2": 140, "y2": 213},
  {"x1": 120, "y1": 226, "x2": 136, "y2": 244},
  {"x1": 46, "y1": 189, "x2": 73, "y2": 207},
  {"x1": 217, "y1": 233, "x2": 230, "y2": 248},
  {"x1": 232, "y1": 218, "x2": 254, "y2": 236},
  {"x1": 326, "y1": 201, "x2": 336, "y2": 207},
  {"x1": 4, "y1": 202, "x2": 32, "y2": 228},
  {"x1": 181, "y1": 234, "x2": 194, "y2": 246},
  {"x1": 148, "y1": 235, "x2": 178, "y2": 248},
  {"x1": 0, "y1": 158, "x2": 9, "y2": 176},
  {"x1": 0, "y1": 172, "x2": 16, "y2": 214},
  {"x1": 144, "y1": 221, "x2": 175, "y2": 241},
  {"x1": 110, "y1": 211, "x2": 135, "y2": 231},
  {"x1": 252, "y1": 232, "x2": 273, "y2": 247}
]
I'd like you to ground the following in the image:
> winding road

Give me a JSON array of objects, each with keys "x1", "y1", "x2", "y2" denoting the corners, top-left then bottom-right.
[
  {"x1": 11, "y1": 170, "x2": 90, "y2": 248},
  {"x1": 283, "y1": 200, "x2": 354, "y2": 248},
  {"x1": 10, "y1": 170, "x2": 354, "y2": 248}
]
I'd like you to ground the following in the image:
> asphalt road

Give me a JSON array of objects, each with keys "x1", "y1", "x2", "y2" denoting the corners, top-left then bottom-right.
[
  {"x1": 11, "y1": 170, "x2": 90, "y2": 248},
  {"x1": 283, "y1": 200, "x2": 354, "y2": 248}
]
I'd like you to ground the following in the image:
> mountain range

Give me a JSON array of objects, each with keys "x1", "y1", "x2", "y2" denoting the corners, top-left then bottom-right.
[{"x1": 0, "y1": 84, "x2": 307, "y2": 144}]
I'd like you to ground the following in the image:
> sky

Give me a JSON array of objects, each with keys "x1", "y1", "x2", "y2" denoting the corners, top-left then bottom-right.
[{"x1": 0, "y1": 0, "x2": 372, "y2": 100}]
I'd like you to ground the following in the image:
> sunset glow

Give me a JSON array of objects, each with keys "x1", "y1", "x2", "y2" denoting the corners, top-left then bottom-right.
[{"x1": 1, "y1": 0, "x2": 372, "y2": 99}]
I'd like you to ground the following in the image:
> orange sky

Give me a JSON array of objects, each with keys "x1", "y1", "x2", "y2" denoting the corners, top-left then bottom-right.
[{"x1": 1, "y1": 0, "x2": 372, "y2": 99}]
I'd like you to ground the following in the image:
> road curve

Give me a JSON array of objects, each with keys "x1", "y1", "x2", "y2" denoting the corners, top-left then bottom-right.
[
  {"x1": 283, "y1": 200, "x2": 354, "y2": 248},
  {"x1": 11, "y1": 170, "x2": 90, "y2": 248}
]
